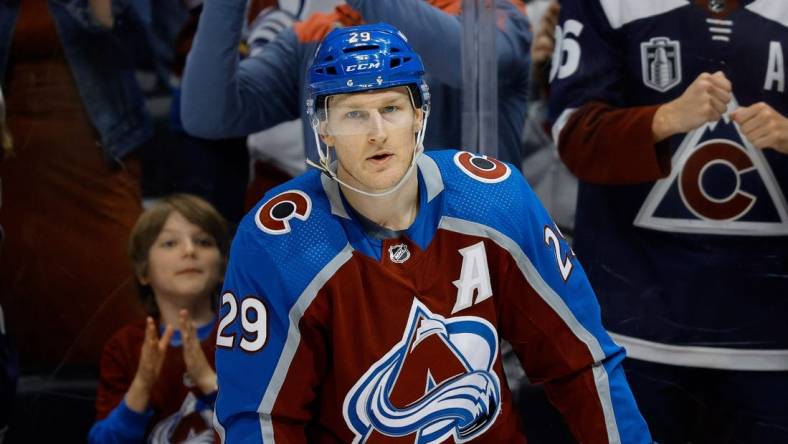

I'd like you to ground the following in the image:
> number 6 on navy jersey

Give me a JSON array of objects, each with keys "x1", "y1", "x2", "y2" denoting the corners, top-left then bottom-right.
[
  {"x1": 550, "y1": 19, "x2": 584, "y2": 81},
  {"x1": 217, "y1": 292, "x2": 268, "y2": 352}
]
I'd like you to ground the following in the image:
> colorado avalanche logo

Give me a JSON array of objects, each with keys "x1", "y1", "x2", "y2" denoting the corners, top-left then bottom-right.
[
  {"x1": 454, "y1": 151, "x2": 511, "y2": 184},
  {"x1": 343, "y1": 299, "x2": 501, "y2": 443},
  {"x1": 635, "y1": 95, "x2": 788, "y2": 235},
  {"x1": 255, "y1": 190, "x2": 311, "y2": 235}
]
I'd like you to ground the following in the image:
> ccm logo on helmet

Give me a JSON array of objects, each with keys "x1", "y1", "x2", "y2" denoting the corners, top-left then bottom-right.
[
  {"x1": 346, "y1": 62, "x2": 381, "y2": 72},
  {"x1": 255, "y1": 190, "x2": 312, "y2": 235},
  {"x1": 454, "y1": 151, "x2": 511, "y2": 183}
]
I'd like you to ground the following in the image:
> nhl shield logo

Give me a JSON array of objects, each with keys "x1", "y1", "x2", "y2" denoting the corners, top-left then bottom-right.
[
  {"x1": 388, "y1": 243, "x2": 411, "y2": 264},
  {"x1": 640, "y1": 37, "x2": 682, "y2": 92},
  {"x1": 709, "y1": 0, "x2": 725, "y2": 13}
]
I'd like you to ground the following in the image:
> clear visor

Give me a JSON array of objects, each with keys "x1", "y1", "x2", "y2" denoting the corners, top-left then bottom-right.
[{"x1": 319, "y1": 91, "x2": 420, "y2": 137}]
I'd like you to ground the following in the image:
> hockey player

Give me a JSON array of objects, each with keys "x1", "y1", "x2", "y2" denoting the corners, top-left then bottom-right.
[
  {"x1": 214, "y1": 23, "x2": 652, "y2": 443},
  {"x1": 548, "y1": 1, "x2": 788, "y2": 442}
]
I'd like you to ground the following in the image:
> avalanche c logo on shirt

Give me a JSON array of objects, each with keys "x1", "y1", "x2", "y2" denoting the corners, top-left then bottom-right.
[
  {"x1": 454, "y1": 151, "x2": 511, "y2": 183},
  {"x1": 255, "y1": 190, "x2": 312, "y2": 235},
  {"x1": 343, "y1": 299, "x2": 501, "y2": 443},
  {"x1": 635, "y1": 96, "x2": 788, "y2": 235}
]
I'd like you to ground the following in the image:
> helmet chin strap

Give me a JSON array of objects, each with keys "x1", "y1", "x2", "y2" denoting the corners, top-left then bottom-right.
[{"x1": 307, "y1": 102, "x2": 431, "y2": 198}]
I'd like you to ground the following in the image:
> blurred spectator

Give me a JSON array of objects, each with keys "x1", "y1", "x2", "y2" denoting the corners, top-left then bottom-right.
[
  {"x1": 0, "y1": 1, "x2": 155, "y2": 441},
  {"x1": 0, "y1": 0, "x2": 148, "y2": 373},
  {"x1": 549, "y1": 1, "x2": 788, "y2": 442},
  {"x1": 89, "y1": 194, "x2": 228, "y2": 443},
  {"x1": 242, "y1": 5, "x2": 304, "y2": 209},
  {"x1": 138, "y1": 0, "x2": 250, "y2": 226},
  {"x1": 520, "y1": 0, "x2": 577, "y2": 233},
  {"x1": 181, "y1": 0, "x2": 532, "y2": 167}
]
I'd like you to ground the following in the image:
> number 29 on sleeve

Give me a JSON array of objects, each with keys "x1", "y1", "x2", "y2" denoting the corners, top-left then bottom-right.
[{"x1": 217, "y1": 292, "x2": 268, "y2": 352}]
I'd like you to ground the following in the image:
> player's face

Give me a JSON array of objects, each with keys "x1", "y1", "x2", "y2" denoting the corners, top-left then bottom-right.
[
  {"x1": 321, "y1": 86, "x2": 423, "y2": 193},
  {"x1": 141, "y1": 211, "x2": 223, "y2": 307}
]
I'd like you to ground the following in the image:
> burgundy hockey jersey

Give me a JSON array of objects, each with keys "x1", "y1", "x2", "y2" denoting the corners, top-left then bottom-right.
[{"x1": 214, "y1": 150, "x2": 652, "y2": 443}]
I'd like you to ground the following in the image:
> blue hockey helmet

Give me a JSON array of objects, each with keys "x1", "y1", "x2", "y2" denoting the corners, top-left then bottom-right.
[{"x1": 306, "y1": 22, "x2": 430, "y2": 121}]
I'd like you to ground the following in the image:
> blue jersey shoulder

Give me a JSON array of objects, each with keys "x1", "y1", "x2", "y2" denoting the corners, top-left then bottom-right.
[
  {"x1": 425, "y1": 149, "x2": 553, "y2": 241},
  {"x1": 227, "y1": 170, "x2": 350, "y2": 310}
]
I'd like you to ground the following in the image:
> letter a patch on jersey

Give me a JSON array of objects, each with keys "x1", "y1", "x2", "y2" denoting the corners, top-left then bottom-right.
[
  {"x1": 635, "y1": 96, "x2": 788, "y2": 235},
  {"x1": 452, "y1": 242, "x2": 493, "y2": 314}
]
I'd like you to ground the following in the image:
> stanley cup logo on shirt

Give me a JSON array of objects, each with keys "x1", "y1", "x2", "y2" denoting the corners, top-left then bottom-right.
[{"x1": 640, "y1": 37, "x2": 682, "y2": 92}]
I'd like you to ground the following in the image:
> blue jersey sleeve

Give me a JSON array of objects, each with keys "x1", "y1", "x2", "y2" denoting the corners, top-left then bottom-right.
[
  {"x1": 87, "y1": 400, "x2": 152, "y2": 444},
  {"x1": 214, "y1": 227, "x2": 288, "y2": 444},
  {"x1": 214, "y1": 185, "x2": 351, "y2": 443},
  {"x1": 503, "y1": 168, "x2": 653, "y2": 443}
]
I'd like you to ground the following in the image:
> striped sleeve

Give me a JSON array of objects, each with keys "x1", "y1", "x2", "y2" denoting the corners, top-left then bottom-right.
[
  {"x1": 497, "y1": 168, "x2": 653, "y2": 443},
  {"x1": 214, "y1": 217, "x2": 352, "y2": 443}
]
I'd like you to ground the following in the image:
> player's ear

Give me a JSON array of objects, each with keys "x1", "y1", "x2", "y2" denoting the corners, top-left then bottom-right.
[
  {"x1": 412, "y1": 108, "x2": 424, "y2": 132},
  {"x1": 319, "y1": 120, "x2": 334, "y2": 147}
]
